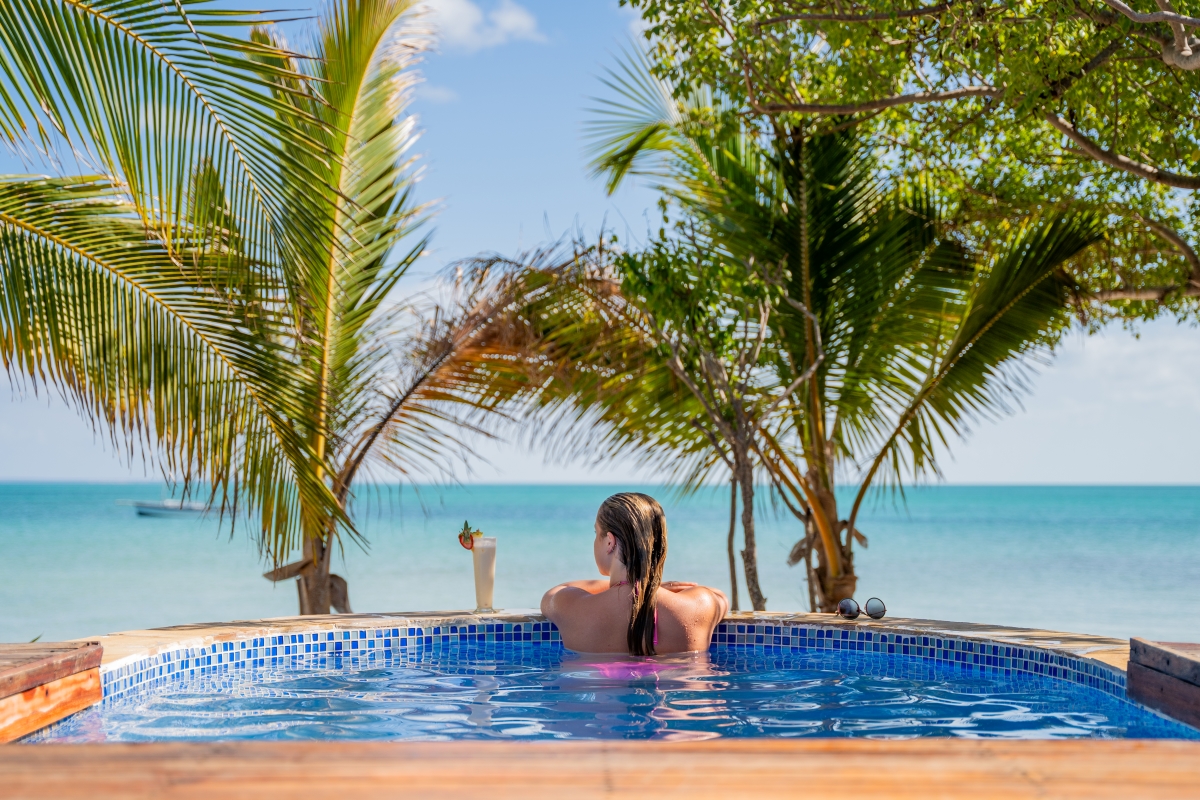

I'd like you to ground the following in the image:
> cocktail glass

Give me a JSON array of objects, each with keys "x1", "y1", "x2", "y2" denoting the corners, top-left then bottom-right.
[{"x1": 471, "y1": 537, "x2": 497, "y2": 613}]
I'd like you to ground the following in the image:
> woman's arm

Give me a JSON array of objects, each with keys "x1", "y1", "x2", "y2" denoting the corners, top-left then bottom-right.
[
  {"x1": 706, "y1": 586, "x2": 730, "y2": 620},
  {"x1": 560, "y1": 579, "x2": 611, "y2": 594},
  {"x1": 540, "y1": 580, "x2": 609, "y2": 621}
]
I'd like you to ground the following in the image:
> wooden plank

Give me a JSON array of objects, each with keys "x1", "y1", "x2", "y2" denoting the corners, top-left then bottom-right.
[
  {"x1": 0, "y1": 643, "x2": 102, "y2": 700},
  {"x1": 0, "y1": 668, "x2": 101, "y2": 744},
  {"x1": 1128, "y1": 661, "x2": 1200, "y2": 730},
  {"x1": 1, "y1": 740, "x2": 1198, "y2": 800},
  {"x1": 1131, "y1": 638, "x2": 1200, "y2": 686}
]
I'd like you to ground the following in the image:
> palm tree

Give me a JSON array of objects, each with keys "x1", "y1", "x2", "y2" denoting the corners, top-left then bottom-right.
[
  {"x1": 745, "y1": 131, "x2": 1104, "y2": 612},
  {"x1": 584, "y1": 51, "x2": 1105, "y2": 611},
  {"x1": 0, "y1": 0, "x2": 344, "y2": 545},
  {"x1": 0, "y1": 0, "x2": 537, "y2": 614},
  {"x1": 250, "y1": 1, "x2": 556, "y2": 612}
]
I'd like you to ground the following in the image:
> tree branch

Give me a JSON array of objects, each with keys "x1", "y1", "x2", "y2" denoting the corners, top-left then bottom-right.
[
  {"x1": 700, "y1": 348, "x2": 736, "y2": 406},
  {"x1": 1046, "y1": 113, "x2": 1200, "y2": 189},
  {"x1": 1047, "y1": 34, "x2": 1127, "y2": 99},
  {"x1": 759, "y1": 295, "x2": 826, "y2": 421},
  {"x1": 1095, "y1": 0, "x2": 1200, "y2": 66},
  {"x1": 1136, "y1": 214, "x2": 1200, "y2": 283},
  {"x1": 691, "y1": 418, "x2": 733, "y2": 470},
  {"x1": 1156, "y1": 0, "x2": 1193, "y2": 54},
  {"x1": 698, "y1": 0, "x2": 999, "y2": 117},
  {"x1": 749, "y1": 300, "x2": 771, "y2": 372},
  {"x1": 663, "y1": 340, "x2": 736, "y2": 442},
  {"x1": 1068, "y1": 213, "x2": 1200, "y2": 300},
  {"x1": 1083, "y1": 285, "x2": 1200, "y2": 300},
  {"x1": 1100, "y1": 0, "x2": 1200, "y2": 29},
  {"x1": 751, "y1": 86, "x2": 1001, "y2": 115},
  {"x1": 756, "y1": 3, "x2": 952, "y2": 27},
  {"x1": 1157, "y1": 0, "x2": 1200, "y2": 66}
]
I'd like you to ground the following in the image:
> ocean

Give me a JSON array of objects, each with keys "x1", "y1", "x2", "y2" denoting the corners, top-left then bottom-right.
[{"x1": 2, "y1": 483, "x2": 1198, "y2": 644}]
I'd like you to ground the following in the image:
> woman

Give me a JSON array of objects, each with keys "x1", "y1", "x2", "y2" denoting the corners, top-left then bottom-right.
[{"x1": 540, "y1": 492, "x2": 729, "y2": 655}]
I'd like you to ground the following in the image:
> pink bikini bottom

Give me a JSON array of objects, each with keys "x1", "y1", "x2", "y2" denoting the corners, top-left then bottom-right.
[{"x1": 588, "y1": 660, "x2": 674, "y2": 680}]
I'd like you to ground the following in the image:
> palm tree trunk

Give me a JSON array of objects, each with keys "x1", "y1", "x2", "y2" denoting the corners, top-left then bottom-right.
[
  {"x1": 727, "y1": 476, "x2": 740, "y2": 612},
  {"x1": 297, "y1": 535, "x2": 331, "y2": 614},
  {"x1": 734, "y1": 447, "x2": 767, "y2": 610},
  {"x1": 296, "y1": 535, "x2": 353, "y2": 615},
  {"x1": 807, "y1": 476, "x2": 856, "y2": 612},
  {"x1": 803, "y1": 518, "x2": 818, "y2": 612}
]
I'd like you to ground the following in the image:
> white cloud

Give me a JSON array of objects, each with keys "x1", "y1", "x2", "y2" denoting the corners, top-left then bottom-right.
[
  {"x1": 934, "y1": 318, "x2": 1200, "y2": 484},
  {"x1": 424, "y1": 0, "x2": 545, "y2": 52},
  {"x1": 417, "y1": 84, "x2": 460, "y2": 104},
  {"x1": 623, "y1": 5, "x2": 650, "y2": 39}
]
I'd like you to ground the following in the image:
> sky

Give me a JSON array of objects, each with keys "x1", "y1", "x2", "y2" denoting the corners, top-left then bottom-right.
[{"x1": 1, "y1": 0, "x2": 1199, "y2": 484}]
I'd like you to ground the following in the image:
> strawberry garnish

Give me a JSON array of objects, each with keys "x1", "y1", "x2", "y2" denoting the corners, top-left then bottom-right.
[{"x1": 458, "y1": 521, "x2": 478, "y2": 550}]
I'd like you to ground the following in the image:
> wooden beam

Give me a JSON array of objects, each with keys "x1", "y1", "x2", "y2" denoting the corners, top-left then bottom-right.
[
  {"x1": 1128, "y1": 638, "x2": 1200, "y2": 728},
  {"x1": 0, "y1": 642, "x2": 104, "y2": 742},
  {"x1": 0, "y1": 643, "x2": 101, "y2": 699},
  {"x1": 1, "y1": 740, "x2": 1198, "y2": 799},
  {"x1": 0, "y1": 667, "x2": 101, "y2": 744},
  {"x1": 1131, "y1": 638, "x2": 1200, "y2": 685},
  {"x1": 1128, "y1": 662, "x2": 1200, "y2": 729}
]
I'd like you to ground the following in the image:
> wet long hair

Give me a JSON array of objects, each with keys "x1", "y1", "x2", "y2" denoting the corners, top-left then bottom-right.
[{"x1": 596, "y1": 492, "x2": 668, "y2": 656}]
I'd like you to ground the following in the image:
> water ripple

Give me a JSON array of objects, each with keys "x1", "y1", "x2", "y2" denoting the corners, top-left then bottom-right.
[{"x1": 34, "y1": 644, "x2": 1200, "y2": 742}]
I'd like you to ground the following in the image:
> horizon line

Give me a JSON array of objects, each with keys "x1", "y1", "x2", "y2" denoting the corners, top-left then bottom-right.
[{"x1": 1, "y1": 480, "x2": 1199, "y2": 489}]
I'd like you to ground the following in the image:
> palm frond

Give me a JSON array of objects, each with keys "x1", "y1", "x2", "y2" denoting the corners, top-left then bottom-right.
[
  {"x1": 847, "y1": 213, "x2": 1104, "y2": 519},
  {"x1": 0, "y1": 176, "x2": 336, "y2": 555},
  {"x1": 403, "y1": 244, "x2": 723, "y2": 488},
  {"x1": 240, "y1": 0, "x2": 432, "y2": 557},
  {"x1": 0, "y1": 0, "x2": 334, "y2": 271},
  {"x1": 0, "y1": 0, "x2": 365, "y2": 553},
  {"x1": 586, "y1": 44, "x2": 684, "y2": 194}
]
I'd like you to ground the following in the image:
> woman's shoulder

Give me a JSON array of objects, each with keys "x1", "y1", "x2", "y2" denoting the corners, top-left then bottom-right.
[{"x1": 657, "y1": 583, "x2": 728, "y2": 620}]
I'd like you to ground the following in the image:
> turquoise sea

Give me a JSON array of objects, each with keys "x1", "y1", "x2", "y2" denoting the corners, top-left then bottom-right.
[{"x1": 2, "y1": 484, "x2": 1198, "y2": 644}]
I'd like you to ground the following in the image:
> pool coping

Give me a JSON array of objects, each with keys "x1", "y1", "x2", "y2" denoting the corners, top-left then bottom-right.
[
  {"x1": 81, "y1": 609, "x2": 1133, "y2": 670},
  {"x1": 72, "y1": 610, "x2": 1139, "y2": 705}
]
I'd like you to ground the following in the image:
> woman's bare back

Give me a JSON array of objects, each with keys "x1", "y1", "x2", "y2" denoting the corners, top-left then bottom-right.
[{"x1": 541, "y1": 580, "x2": 727, "y2": 654}]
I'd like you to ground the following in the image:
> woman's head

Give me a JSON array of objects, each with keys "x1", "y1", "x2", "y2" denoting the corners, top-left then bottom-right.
[{"x1": 595, "y1": 492, "x2": 668, "y2": 656}]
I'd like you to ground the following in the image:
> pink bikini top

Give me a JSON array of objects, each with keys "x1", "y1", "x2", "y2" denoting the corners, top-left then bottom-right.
[{"x1": 611, "y1": 580, "x2": 658, "y2": 648}]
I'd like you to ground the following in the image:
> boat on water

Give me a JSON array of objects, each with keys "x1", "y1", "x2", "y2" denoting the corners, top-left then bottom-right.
[{"x1": 119, "y1": 499, "x2": 208, "y2": 517}]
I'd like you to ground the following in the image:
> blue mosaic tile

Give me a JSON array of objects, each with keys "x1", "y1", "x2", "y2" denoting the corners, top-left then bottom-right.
[{"x1": 95, "y1": 616, "x2": 1130, "y2": 708}]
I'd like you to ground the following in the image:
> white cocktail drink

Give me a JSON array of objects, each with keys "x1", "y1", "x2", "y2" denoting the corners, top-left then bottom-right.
[{"x1": 471, "y1": 537, "x2": 497, "y2": 613}]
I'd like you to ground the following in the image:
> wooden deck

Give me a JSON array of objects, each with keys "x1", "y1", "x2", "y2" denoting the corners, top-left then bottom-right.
[
  {"x1": 0, "y1": 643, "x2": 102, "y2": 698},
  {"x1": 0, "y1": 643, "x2": 102, "y2": 744},
  {"x1": 2, "y1": 740, "x2": 1199, "y2": 799},
  {"x1": 1129, "y1": 639, "x2": 1200, "y2": 729}
]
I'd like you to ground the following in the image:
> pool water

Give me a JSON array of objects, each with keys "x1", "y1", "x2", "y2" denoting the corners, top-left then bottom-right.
[{"x1": 34, "y1": 644, "x2": 1199, "y2": 742}]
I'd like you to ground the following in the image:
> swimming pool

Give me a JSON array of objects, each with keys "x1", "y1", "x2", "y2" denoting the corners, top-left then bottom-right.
[{"x1": 26, "y1": 616, "x2": 1200, "y2": 742}]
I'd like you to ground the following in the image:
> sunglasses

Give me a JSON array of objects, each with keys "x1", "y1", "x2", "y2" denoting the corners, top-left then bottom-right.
[{"x1": 835, "y1": 597, "x2": 886, "y2": 620}]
